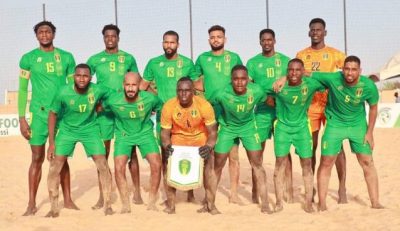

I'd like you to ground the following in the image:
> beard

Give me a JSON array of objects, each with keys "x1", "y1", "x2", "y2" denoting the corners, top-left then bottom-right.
[{"x1": 211, "y1": 44, "x2": 224, "y2": 51}]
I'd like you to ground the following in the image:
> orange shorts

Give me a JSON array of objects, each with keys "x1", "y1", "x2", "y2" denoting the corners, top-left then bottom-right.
[{"x1": 308, "y1": 107, "x2": 326, "y2": 132}]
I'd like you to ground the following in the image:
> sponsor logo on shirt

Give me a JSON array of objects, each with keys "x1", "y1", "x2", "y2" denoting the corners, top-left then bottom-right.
[
  {"x1": 101, "y1": 58, "x2": 106, "y2": 62},
  {"x1": 37, "y1": 57, "x2": 42, "y2": 63},
  {"x1": 69, "y1": 100, "x2": 75, "y2": 105},
  {"x1": 160, "y1": 62, "x2": 164, "y2": 67}
]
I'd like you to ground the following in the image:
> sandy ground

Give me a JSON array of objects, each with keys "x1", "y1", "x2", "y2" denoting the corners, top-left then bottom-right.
[{"x1": 0, "y1": 128, "x2": 399, "y2": 231}]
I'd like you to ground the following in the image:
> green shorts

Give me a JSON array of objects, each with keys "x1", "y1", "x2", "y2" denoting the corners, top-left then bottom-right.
[
  {"x1": 274, "y1": 121, "x2": 313, "y2": 159},
  {"x1": 114, "y1": 130, "x2": 160, "y2": 158},
  {"x1": 55, "y1": 127, "x2": 105, "y2": 157},
  {"x1": 215, "y1": 121, "x2": 261, "y2": 154},
  {"x1": 97, "y1": 111, "x2": 115, "y2": 141},
  {"x1": 321, "y1": 122, "x2": 372, "y2": 156},
  {"x1": 255, "y1": 112, "x2": 275, "y2": 142},
  {"x1": 28, "y1": 108, "x2": 49, "y2": 145}
]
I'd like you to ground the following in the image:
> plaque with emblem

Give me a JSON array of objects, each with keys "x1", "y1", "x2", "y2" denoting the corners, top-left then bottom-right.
[{"x1": 167, "y1": 145, "x2": 204, "y2": 191}]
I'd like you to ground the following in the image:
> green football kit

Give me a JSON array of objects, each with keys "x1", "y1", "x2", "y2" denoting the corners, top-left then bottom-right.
[
  {"x1": 246, "y1": 52, "x2": 290, "y2": 141},
  {"x1": 104, "y1": 91, "x2": 162, "y2": 158},
  {"x1": 311, "y1": 72, "x2": 379, "y2": 155},
  {"x1": 50, "y1": 83, "x2": 110, "y2": 156},
  {"x1": 210, "y1": 82, "x2": 266, "y2": 154},
  {"x1": 87, "y1": 50, "x2": 139, "y2": 140},
  {"x1": 18, "y1": 48, "x2": 76, "y2": 145}
]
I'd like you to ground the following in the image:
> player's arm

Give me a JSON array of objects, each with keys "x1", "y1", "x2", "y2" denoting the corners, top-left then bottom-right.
[
  {"x1": 47, "y1": 111, "x2": 57, "y2": 161},
  {"x1": 18, "y1": 69, "x2": 31, "y2": 140},
  {"x1": 193, "y1": 77, "x2": 204, "y2": 92},
  {"x1": 66, "y1": 53, "x2": 76, "y2": 84},
  {"x1": 364, "y1": 104, "x2": 377, "y2": 149},
  {"x1": 160, "y1": 103, "x2": 174, "y2": 157}
]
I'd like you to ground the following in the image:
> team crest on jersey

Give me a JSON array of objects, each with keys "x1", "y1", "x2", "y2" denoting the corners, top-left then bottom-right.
[
  {"x1": 137, "y1": 102, "x2": 144, "y2": 111},
  {"x1": 54, "y1": 54, "x2": 61, "y2": 62},
  {"x1": 323, "y1": 53, "x2": 329, "y2": 60},
  {"x1": 177, "y1": 59, "x2": 183, "y2": 68},
  {"x1": 101, "y1": 58, "x2": 106, "y2": 62},
  {"x1": 37, "y1": 57, "x2": 42, "y2": 63},
  {"x1": 247, "y1": 95, "x2": 254, "y2": 104},
  {"x1": 69, "y1": 100, "x2": 75, "y2": 105},
  {"x1": 88, "y1": 93, "x2": 95, "y2": 104},
  {"x1": 191, "y1": 109, "x2": 198, "y2": 118},
  {"x1": 224, "y1": 54, "x2": 231, "y2": 63},
  {"x1": 356, "y1": 88, "x2": 363, "y2": 97},
  {"x1": 301, "y1": 86, "x2": 308, "y2": 95},
  {"x1": 159, "y1": 62, "x2": 164, "y2": 67},
  {"x1": 118, "y1": 56, "x2": 125, "y2": 63},
  {"x1": 275, "y1": 59, "x2": 281, "y2": 67}
]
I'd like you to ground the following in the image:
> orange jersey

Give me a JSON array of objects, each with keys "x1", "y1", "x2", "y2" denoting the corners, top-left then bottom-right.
[
  {"x1": 161, "y1": 95, "x2": 216, "y2": 146},
  {"x1": 296, "y1": 46, "x2": 346, "y2": 113}
]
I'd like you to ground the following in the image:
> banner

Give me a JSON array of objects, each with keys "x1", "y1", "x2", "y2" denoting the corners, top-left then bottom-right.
[
  {"x1": 167, "y1": 145, "x2": 204, "y2": 191},
  {"x1": 375, "y1": 103, "x2": 400, "y2": 128}
]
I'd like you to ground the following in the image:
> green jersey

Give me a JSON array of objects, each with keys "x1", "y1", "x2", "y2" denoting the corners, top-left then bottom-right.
[
  {"x1": 246, "y1": 52, "x2": 290, "y2": 117},
  {"x1": 87, "y1": 50, "x2": 139, "y2": 91},
  {"x1": 104, "y1": 91, "x2": 162, "y2": 137},
  {"x1": 211, "y1": 82, "x2": 266, "y2": 128},
  {"x1": 51, "y1": 83, "x2": 109, "y2": 132},
  {"x1": 19, "y1": 48, "x2": 75, "y2": 115},
  {"x1": 143, "y1": 54, "x2": 197, "y2": 103},
  {"x1": 195, "y1": 50, "x2": 242, "y2": 99},
  {"x1": 270, "y1": 78, "x2": 324, "y2": 127},
  {"x1": 312, "y1": 72, "x2": 379, "y2": 126}
]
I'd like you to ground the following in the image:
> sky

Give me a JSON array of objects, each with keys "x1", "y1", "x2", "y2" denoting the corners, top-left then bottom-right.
[{"x1": 1, "y1": 0, "x2": 400, "y2": 104}]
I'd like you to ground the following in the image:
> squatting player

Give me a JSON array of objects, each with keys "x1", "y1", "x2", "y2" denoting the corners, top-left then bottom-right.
[
  {"x1": 194, "y1": 25, "x2": 243, "y2": 204},
  {"x1": 296, "y1": 18, "x2": 347, "y2": 203},
  {"x1": 314, "y1": 56, "x2": 383, "y2": 211},
  {"x1": 46, "y1": 64, "x2": 113, "y2": 217},
  {"x1": 210, "y1": 65, "x2": 272, "y2": 214},
  {"x1": 160, "y1": 77, "x2": 218, "y2": 214},
  {"x1": 246, "y1": 28, "x2": 291, "y2": 204},
  {"x1": 18, "y1": 21, "x2": 77, "y2": 216},
  {"x1": 140, "y1": 30, "x2": 198, "y2": 202},
  {"x1": 87, "y1": 24, "x2": 141, "y2": 208},
  {"x1": 104, "y1": 72, "x2": 162, "y2": 212}
]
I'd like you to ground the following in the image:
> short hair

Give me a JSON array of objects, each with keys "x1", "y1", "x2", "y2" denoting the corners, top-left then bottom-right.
[
  {"x1": 34, "y1": 21, "x2": 56, "y2": 34},
  {"x1": 208, "y1": 25, "x2": 225, "y2": 34},
  {"x1": 344, "y1": 55, "x2": 361, "y2": 66},
  {"x1": 75, "y1": 63, "x2": 91, "y2": 73},
  {"x1": 231, "y1": 64, "x2": 248, "y2": 74},
  {"x1": 163, "y1": 30, "x2": 179, "y2": 42},
  {"x1": 309, "y1": 18, "x2": 326, "y2": 28},
  {"x1": 177, "y1": 77, "x2": 193, "y2": 87},
  {"x1": 259, "y1": 28, "x2": 275, "y2": 40},
  {"x1": 102, "y1": 24, "x2": 120, "y2": 36},
  {"x1": 288, "y1": 58, "x2": 304, "y2": 67}
]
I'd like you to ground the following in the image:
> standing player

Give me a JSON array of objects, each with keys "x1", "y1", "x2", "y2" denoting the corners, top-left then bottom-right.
[
  {"x1": 160, "y1": 77, "x2": 218, "y2": 214},
  {"x1": 87, "y1": 24, "x2": 142, "y2": 208},
  {"x1": 313, "y1": 56, "x2": 383, "y2": 210},
  {"x1": 18, "y1": 21, "x2": 77, "y2": 216},
  {"x1": 194, "y1": 25, "x2": 243, "y2": 204},
  {"x1": 296, "y1": 18, "x2": 347, "y2": 203},
  {"x1": 210, "y1": 65, "x2": 272, "y2": 214},
  {"x1": 269, "y1": 59, "x2": 324, "y2": 213},
  {"x1": 104, "y1": 72, "x2": 162, "y2": 212},
  {"x1": 46, "y1": 64, "x2": 113, "y2": 217},
  {"x1": 140, "y1": 31, "x2": 198, "y2": 201},
  {"x1": 246, "y1": 28, "x2": 291, "y2": 203}
]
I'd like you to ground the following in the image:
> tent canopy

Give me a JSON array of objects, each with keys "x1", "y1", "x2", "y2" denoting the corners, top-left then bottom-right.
[{"x1": 379, "y1": 52, "x2": 400, "y2": 80}]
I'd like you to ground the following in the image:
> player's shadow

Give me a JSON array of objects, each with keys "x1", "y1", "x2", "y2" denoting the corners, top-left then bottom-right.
[{"x1": 327, "y1": 189, "x2": 369, "y2": 207}]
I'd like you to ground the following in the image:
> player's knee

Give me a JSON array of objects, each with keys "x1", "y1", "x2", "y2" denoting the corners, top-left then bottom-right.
[
  {"x1": 31, "y1": 154, "x2": 45, "y2": 165},
  {"x1": 358, "y1": 157, "x2": 374, "y2": 170}
]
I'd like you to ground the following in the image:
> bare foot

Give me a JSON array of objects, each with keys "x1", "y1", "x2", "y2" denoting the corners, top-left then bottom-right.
[
  {"x1": 163, "y1": 206, "x2": 176, "y2": 214},
  {"x1": 229, "y1": 194, "x2": 243, "y2": 205},
  {"x1": 371, "y1": 203, "x2": 385, "y2": 209},
  {"x1": 104, "y1": 207, "x2": 114, "y2": 216},
  {"x1": 197, "y1": 205, "x2": 221, "y2": 215},
  {"x1": 159, "y1": 200, "x2": 168, "y2": 207},
  {"x1": 209, "y1": 207, "x2": 221, "y2": 215},
  {"x1": 338, "y1": 189, "x2": 348, "y2": 204},
  {"x1": 147, "y1": 203, "x2": 158, "y2": 211},
  {"x1": 261, "y1": 203, "x2": 273, "y2": 214},
  {"x1": 45, "y1": 210, "x2": 59, "y2": 218},
  {"x1": 132, "y1": 194, "x2": 144, "y2": 205},
  {"x1": 64, "y1": 201, "x2": 80, "y2": 210},
  {"x1": 91, "y1": 199, "x2": 104, "y2": 210},
  {"x1": 22, "y1": 206, "x2": 37, "y2": 216},
  {"x1": 304, "y1": 203, "x2": 315, "y2": 213},
  {"x1": 274, "y1": 203, "x2": 283, "y2": 213},
  {"x1": 318, "y1": 203, "x2": 327, "y2": 212}
]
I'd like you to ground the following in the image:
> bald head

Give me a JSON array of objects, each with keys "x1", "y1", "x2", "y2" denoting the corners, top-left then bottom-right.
[{"x1": 123, "y1": 72, "x2": 140, "y2": 101}]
